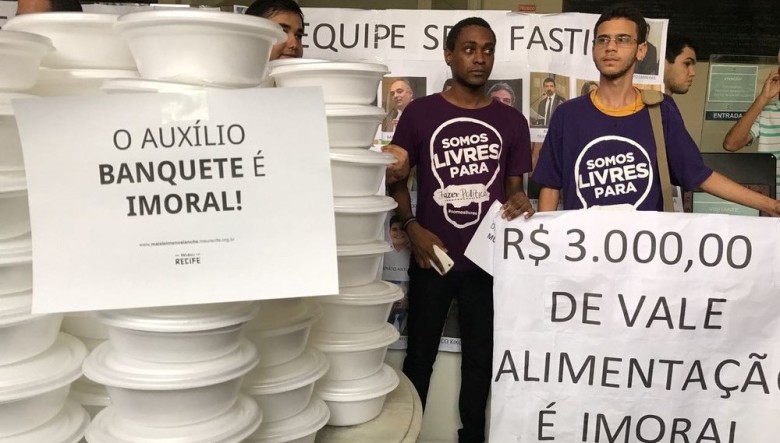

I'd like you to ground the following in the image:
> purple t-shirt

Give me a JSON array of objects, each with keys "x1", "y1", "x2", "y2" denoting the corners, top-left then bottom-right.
[
  {"x1": 392, "y1": 93, "x2": 532, "y2": 272},
  {"x1": 533, "y1": 94, "x2": 713, "y2": 211}
]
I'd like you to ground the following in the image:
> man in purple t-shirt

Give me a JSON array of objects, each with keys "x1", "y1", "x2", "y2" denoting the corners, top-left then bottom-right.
[
  {"x1": 533, "y1": 4, "x2": 780, "y2": 215},
  {"x1": 385, "y1": 17, "x2": 533, "y2": 443}
]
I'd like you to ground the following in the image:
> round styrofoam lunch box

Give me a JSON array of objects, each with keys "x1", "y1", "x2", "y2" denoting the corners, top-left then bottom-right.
[
  {"x1": 325, "y1": 105, "x2": 385, "y2": 149},
  {"x1": 337, "y1": 241, "x2": 391, "y2": 288},
  {"x1": 330, "y1": 149, "x2": 395, "y2": 197},
  {"x1": 0, "y1": 399, "x2": 90, "y2": 443},
  {"x1": 3, "y1": 13, "x2": 136, "y2": 70},
  {"x1": 317, "y1": 363, "x2": 399, "y2": 427},
  {"x1": 244, "y1": 397, "x2": 329, "y2": 443},
  {"x1": 269, "y1": 61, "x2": 389, "y2": 105},
  {"x1": 0, "y1": 93, "x2": 37, "y2": 172},
  {"x1": 314, "y1": 280, "x2": 403, "y2": 334},
  {"x1": 245, "y1": 300, "x2": 322, "y2": 368},
  {"x1": 0, "y1": 30, "x2": 52, "y2": 91},
  {"x1": 97, "y1": 301, "x2": 260, "y2": 363},
  {"x1": 334, "y1": 196, "x2": 397, "y2": 245},
  {"x1": 28, "y1": 68, "x2": 138, "y2": 96},
  {"x1": 0, "y1": 170, "x2": 31, "y2": 241},
  {"x1": 311, "y1": 323, "x2": 399, "y2": 381},
  {"x1": 102, "y1": 77, "x2": 219, "y2": 93},
  {"x1": 87, "y1": 394, "x2": 261, "y2": 443},
  {"x1": 82, "y1": 338, "x2": 259, "y2": 427},
  {"x1": 242, "y1": 347, "x2": 329, "y2": 423},
  {"x1": 0, "y1": 291, "x2": 64, "y2": 365},
  {"x1": 115, "y1": 10, "x2": 285, "y2": 87},
  {"x1": 69, "y1": 377, "x2": 111, "y2": 419},
  {"x1": 0, "y1": 333, "x2": 87, "y2": 437},
  {"x1": 253, "y1": 297, "x2": 306, "y2": 326},
  {"x1": 0, "y1": 234, "x2": 32, "y2": 296}
]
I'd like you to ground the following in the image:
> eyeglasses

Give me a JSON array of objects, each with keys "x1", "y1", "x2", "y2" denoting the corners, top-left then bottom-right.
[{"x1": 593, "y1": 35, "x2": 638, "y2": 47}]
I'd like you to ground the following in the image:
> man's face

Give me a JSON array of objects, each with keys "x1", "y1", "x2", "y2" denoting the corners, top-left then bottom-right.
[
  {"x1": 543, "y1": 81, "x2": 556, "y2": 96},
  {"x1": 664, "y1": 45, "x2": 696, "y2": 94},
  {"x1": 491, "y1": 89, "x2": 513, "y2": 106},
  {"x1": 592, "y1": 18, "x2": 647, "y2": 81},
  {"x1": 389, "y1": 223, "x2": 408, "y2": 245},
  {"x1": 268, "y1": 11, "x2": 304, "y2": 60},
  {"x1": 444, "y1": 25, "x2": 495, "y2": 89},
  {"x1": 390, "y1": 81, "x2": 413, "y2": 111}
]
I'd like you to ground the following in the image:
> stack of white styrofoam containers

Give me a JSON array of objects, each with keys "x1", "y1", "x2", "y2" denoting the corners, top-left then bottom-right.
[
  {"x1": 270, "y1": 61, "x2": 402, "y2": 427},
  {"x1": 2, "y1": 13, "x2": 143, "y2": 422},
  {"x1": 85, "y1": 9, "x2": 289, "y2": 443},
  {"x1": 82, "y1": 303, "x2": 263, "y2": 442},
  {"x1": 0, "y1": 29, "x2": 91, "y2": 443}
]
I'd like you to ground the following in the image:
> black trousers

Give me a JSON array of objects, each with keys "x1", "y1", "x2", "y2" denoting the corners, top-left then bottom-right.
[{"x1": 402, "y1": 267, "x2": 494, "y2": 443}]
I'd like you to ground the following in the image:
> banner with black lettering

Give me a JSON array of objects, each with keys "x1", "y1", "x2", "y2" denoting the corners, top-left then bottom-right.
[
  {"x1": 466, "y1": 203, "x2": 780, "y2": 442},
  {"x1": 14, "y1": 88, "x2": 338, "y2": 313}
]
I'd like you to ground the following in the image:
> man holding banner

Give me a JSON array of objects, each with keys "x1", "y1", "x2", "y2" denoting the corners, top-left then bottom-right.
[
  {"x1": 533, "y1": 4, "x2": 780, "y2": 216},
  {"x1": 386, "y1": 17, "x2": 533, "y2": 443}
]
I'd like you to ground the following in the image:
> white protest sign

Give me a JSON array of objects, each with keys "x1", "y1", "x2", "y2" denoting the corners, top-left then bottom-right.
[
  {"x1": 14, "y1": 87, "x2": 338, "y2": 313},
  {"x1": 473, "y1": 210, "x2": 780, "y2": 442}
]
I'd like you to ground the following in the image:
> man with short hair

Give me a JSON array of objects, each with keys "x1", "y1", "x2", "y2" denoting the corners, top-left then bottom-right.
[
  {"x1": 488, "y1": 82, "x2": 516, "y2": 106},
  {"x1": 536, "y1": 77, "x2": 565, "y2": 126},
  {"x1": 386, "y1": 17, "x2": 533, "y2": 443},
  {"x1": 664, "y1": 34, "x2": 697, "y2": 95},
  {"x1": 245, "y1": 0, "x2": 304, "y2": 60},
  {"x1": 723, "y1": 50, "x2": 780, "y2": 196},
  {"x1": 382, "y1": 78, "x2": 414, "y2": 132},
  {"x1": 534, "y1": 4, "x2": 780, "y2": 215}
]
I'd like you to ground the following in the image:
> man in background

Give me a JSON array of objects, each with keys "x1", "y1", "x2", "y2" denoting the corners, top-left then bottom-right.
[
  {"x1": 723, "y1": 49, "x2": 780, "y2": 196},
  {"x1": 382, "y1": 78, "x2": 414, "y2": 132},
  {"x1": 536, "y1": 77, "x2": 565, "y2": 126},
  {"x1": 664, "y1": 34, "x2": 697, "y2": 95},
  {"x1": 245, "y1": 0, "x2": 303, "y2": 60},
  {"x1": 488, "y1": 82, "x2": 516, "y2": 107}
]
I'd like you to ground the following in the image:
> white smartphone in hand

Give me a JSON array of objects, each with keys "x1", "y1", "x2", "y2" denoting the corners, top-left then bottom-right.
[{"x1": 430, "y1": 244, "x2": 454, "y2": 275}]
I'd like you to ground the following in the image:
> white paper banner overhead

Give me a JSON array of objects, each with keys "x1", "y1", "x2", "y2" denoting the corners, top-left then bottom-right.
[
  {"x1": 14, "y1": 87, "x2": 338, "y2": 313},
  {"x1": 467, "y1": 207, "x2": 780, "y2": 442}
]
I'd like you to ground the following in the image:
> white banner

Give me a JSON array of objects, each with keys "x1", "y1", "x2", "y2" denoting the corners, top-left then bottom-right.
[
  {"x1": 467, "y1": 205, "x2": 780, "y2": 442},
  {"x1": 14, "y1": 88, "x2": 338, "y2": 313},
  {"x1": 302, "y1": 9, "x2": 668, "y2": 143}
]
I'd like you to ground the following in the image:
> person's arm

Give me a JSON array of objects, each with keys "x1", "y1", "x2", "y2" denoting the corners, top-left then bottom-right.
[
  {"x1": 383, "y1": 144, "x2": 410, "y2": 186},
  {"x1": 502, "y1": 176, "x2": 534, "y2": 220},
  {"x1": 723, "y1": 69, "x2": 780, "y2": 151},
  {"x1": 699, "y1": 171, "x2": 780, "y2": 216},
  {"x1": 538, "y1": 187, "x2": 560, "y2": 212},
  {"x1": 386, "y1": 168, "x2": 446, "y2": 270}
]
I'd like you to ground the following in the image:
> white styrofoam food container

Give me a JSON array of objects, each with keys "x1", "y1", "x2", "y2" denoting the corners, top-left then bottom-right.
[
  {"x1": 334, "y1": 195, "x2": 397, "y2": 245},
  {"x1": 28, "y1": 68, "x2": 138, "y2": 96},
  {"x1": 87, "y1": 394, "x2": 261, "y2": 443},
  {"x1": 312, "y1": 323, "x2": 399, "y2": 381},
  {"x1": 316, "y1": 364, "x2": 399, "y2": 426},
  {"x1": 82, "y1": 338, "x2": 258, "y2": 427},
  {"x1": 2, "y1": 13, "x2": 135, "y2": 70},
  {"x1": 336, "y1": 241, "x2": 391, "y2": 287},
  {"x1": 0, "y1": 234, "x2": 32, "y2": 296},
  {"x1": 244, "y1": 397, "x2": 329, "y2": 443},
  {"x1": 115, "y1": 10, "x2": 285, "y2": 87},
  {"x1": 0, "y1": 333, "x2": 87, "y2": 437},
  {"x1": 242, "y1": 347, "x2": 329, "y2": 423},
  {"x1": 97, "y1": 301, "x2": 259, "y2": 363},
  {"x1": 0, "y1": 291, "x2": 64, "y2": 365},
  {"x1": 2, "y1": 399, "x2": 90, "y2": 443},
  {"x1": 325, "y1": 104, "x2": 385, "y2": 149},
  {"x1": 269, "y1": 61, "x2": 389, "y2": 104},
  {"x1": 245, "y1": 300, "x2": 321, "y2": 368},
  {"x1": 0, "y1": 173, "x2": 31, "y2": 241},
  {"x1": 0, "y1": 30, "x2": 52, "y2": 91},
  {"x1": 314, "y1": 280, "x2": 403, "y2": 334},
  {"x1": 0, "y1": 93, "x2": 37, "y2": 172},
  {"x1": 330, "y1": 149, "x2": 395, "y2": 197}
]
